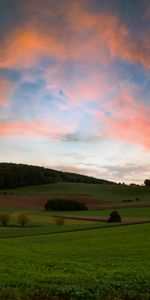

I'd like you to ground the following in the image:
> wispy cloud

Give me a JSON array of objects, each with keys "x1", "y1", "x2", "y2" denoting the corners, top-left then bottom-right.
[{"x1": 0, "y1": 120, "x2": 76, "y2": 141}]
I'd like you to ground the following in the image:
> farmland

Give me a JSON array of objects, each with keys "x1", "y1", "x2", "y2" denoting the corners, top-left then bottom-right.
[
  {"x1": 1, "y1": 182, "x2": 150, "y2": 210},
  {"x1": 0, "y1": 222, "x2": 150, "y2": 299},
  {"x1": 0, "y1": 182, "x2": 150, "y2": 299}
]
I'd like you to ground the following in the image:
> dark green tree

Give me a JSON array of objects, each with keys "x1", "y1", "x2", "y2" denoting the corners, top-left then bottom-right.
[
  {"x1": 144, "y1": 179, "x2": 150, "y2": 187},
  {"x1": 108, "y1": 211, "x2": 121, "y2": 222}
]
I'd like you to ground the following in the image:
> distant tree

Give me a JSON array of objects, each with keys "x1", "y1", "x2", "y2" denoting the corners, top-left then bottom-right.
[
  {"x1": 45, "y1": 199, "x2": 88, "y2": 211},
  {"x1": 0, "y1": 213, "x2": 11, "y2": 226},
  {"x1": 108, "y1": 211, "x2": 121, "y2": 222},
  {"x1": 144, "y1": 179, "x2": 150, "y2": 187},
  {"x1": 18, "y1": 214, "x2": 29, "y2": 226}
]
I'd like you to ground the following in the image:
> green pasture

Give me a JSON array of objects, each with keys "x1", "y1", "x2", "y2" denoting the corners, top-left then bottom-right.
[
  {"x1": 1, "y1": 182, "x2": 150, "y2": 203},
  {"x1": 0, "y1": 209, "x2": 109, "y2": 238},
  {"x1": 0, "y1": 223, "x2": 150, "y2": 299},
  {"x1": 2, "y1": 205, "x2": 148, "y2": 219},
  {"x1": 0, "y1": 206, "x2": 150, "y2": 240},
  {"x1": 52, "y1": 207, "x2": 150, "y2": 218}
]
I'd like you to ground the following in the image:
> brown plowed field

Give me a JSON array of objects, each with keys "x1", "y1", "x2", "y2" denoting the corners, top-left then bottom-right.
[
  {"x1": 0, "y1": 194, "x2": 108, "y2": 209},
  {"x1": 0, "y1": 194, "x2": 150, "y2": 210}
]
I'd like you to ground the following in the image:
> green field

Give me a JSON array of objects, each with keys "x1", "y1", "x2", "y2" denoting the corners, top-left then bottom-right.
[
  {"x1": 1, "y1": 182, "x2": 150, "y2": 203},
  {"x1": 0, "y1": 212, "x2": 109, "y2": 239},
  {"x1": 0, "y1": 182, "x2": 150, "y2": 299},
  {"x1": 51, "y1": 207, "x2": 150, "y2": 218},
  {"x1": 0, "y1": 223, "x2": 150, "y2": 299}
]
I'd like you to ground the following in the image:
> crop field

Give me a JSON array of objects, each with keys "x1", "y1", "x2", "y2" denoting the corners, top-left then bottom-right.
[
  {"x1": 0, "y1": 222, "x2": 150, "y2": 300},
  {"x1": 0, "y1": 183, "x2": 150, "y2": 299},
  {"x1": 1, "y1": 182, "x2": 150, "y2": 210}
]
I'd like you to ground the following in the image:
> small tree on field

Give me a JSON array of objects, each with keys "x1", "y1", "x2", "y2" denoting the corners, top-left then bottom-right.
[
  {"x1": 0, "y1": 213, "x2": 11, "y2": 226},
  {"x1": 108, "y1": 211, "x2": 121, "y2": 222},
  {"x1": 18, "y1": 214, "x2": 29, "y2": 226}
]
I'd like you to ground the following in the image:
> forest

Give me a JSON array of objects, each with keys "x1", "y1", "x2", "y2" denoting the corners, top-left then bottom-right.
[{"x1": 0, "y1": 163, "x2": 115, "y2": 189}]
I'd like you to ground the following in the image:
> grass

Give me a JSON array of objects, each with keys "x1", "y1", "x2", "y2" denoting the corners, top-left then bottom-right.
[
  {"x1": 0, "y1": 223, "x2": 150, "y2": 299},
  {"x1": 51, "y1": 207, "x2": 150, "y2": 218},
  {"x1": 0, "y1": 223, "x2": 109, "y2": 238},
  {"x1": 0, "y1": 206, "x2": 150, "y2": 239},
  {"x1": 0, "y1": 198, "x2": 150, "y2": 299},
  {"x1": 1, "y1": 182, "x2": 150, "y2": 203},
  {"x1": 0, "y1": 209, "x2": 110, "y2": 238}
]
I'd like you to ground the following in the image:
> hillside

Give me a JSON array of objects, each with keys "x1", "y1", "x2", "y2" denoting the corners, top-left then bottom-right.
[{"x1": 0, "y1": 162, "x2": 115, "y2": 189}]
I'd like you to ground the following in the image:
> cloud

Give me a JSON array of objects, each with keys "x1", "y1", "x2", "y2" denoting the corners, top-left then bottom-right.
[
  {"x1": 0, "y1": 120, "x2": 76, "y2": 141},
  {"x1": 0, "y1": 78, "x2": 15, "y2": 106},
  {"x1": 95, "y1": 80, "x2": 150, "y2": 149},
  {"x1": 53, "y1": 161, "x2": 150, "y2": 184},
  {"x1": 61, "y1": 133, "x2": 103, "y2": 143},
  {"x1": 101, "y1": 163, "x2": 150, "y2": 184},
  {"x1": 0, "y1": 0, "x2": 150, "y2": 70},
  {"x1": 52, "y1": 164, "x2": 99, "y2": 178}
]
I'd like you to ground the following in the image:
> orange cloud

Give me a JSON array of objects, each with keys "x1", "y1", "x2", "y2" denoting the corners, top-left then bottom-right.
[
  {"x1": 0, "y1": 28, "x2": 67, "y2": 69},
  {"x1": 0, "y1": 2, "x2": 150, "y2": 67},
  {"x1": 1, "y1": 1, "x2": 149, "y2": 70}
]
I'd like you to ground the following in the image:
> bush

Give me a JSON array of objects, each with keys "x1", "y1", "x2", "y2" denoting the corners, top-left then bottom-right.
[
  {"x1": 108, "y1": 211, "x2": 121, "y2": 222},
  {"x1": 0, "y1": 213, "x2": 11, "y2": 226},
  {"x1": 54, "y1": 216, "x2": 65, "y2": 225},
  {"x1": 45, "y1": 199, "x2": 88, "y2": 211},
  {"x1": 136, "y1": 197, "x2": 140, "y2": 201},
  {"x1": 18, "y1": 214, "x2": 29, "y2": 226}
]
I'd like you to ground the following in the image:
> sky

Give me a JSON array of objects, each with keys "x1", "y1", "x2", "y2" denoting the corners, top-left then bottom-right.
[{"x1": 0, "y1": 0, "x2": 150, "y2": 184}]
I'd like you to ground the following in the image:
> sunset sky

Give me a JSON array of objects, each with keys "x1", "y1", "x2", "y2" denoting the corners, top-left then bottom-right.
[{"x1": 0, "y1": 0, "x2": 150, "y2": 184}]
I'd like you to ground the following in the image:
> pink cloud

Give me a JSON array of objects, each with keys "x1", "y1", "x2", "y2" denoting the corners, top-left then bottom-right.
[
  {"x1": 95, "y1": 90, "x2": 150, "y2": 149},
  {"x1": 53, "y1": 164, "x2": 99, "y2": 177},
  {"x1": 0, "y1": 79, "x2": 14, "y2": 106},
  {"x1": 46, "y1": 63, "x2": 118, "y2": 108},
  {"x1": 0, "y1": 120, "x2": 76, "y2": 141}
]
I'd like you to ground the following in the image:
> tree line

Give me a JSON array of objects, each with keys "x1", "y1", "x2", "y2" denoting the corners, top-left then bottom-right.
[{"x1": 0, "y1": 163, "x2": 116, "y2": 189}]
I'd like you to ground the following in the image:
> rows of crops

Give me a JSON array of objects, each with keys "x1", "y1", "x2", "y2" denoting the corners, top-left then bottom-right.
[{"x1": 0, "y1": 213, "x2": 150, "y2": 299}]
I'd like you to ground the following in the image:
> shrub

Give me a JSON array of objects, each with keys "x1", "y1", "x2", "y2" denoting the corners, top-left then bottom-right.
[
  {"x1": 54, "y1": 216, "x2": 65, "y2": 225},
  {"x1": 18, "y1": 214, "x2": 29, "y2": 226},
  {"x1": 136, "y1": 197, "x2": 140, "y2": 201},
  {"x1": 0, "y1": 213, "x2": 11, "y2": 226},
  {"x1": 108, "y1": 211, "x2": 121, "y2": 222},
  {"x1": 45, "y1": 199, "x2": 88, "y2": 211}
]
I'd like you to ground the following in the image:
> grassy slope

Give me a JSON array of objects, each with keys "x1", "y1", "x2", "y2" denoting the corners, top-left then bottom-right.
[
  {"x1": 1, "y1": 182, "x2": 150, "y2": 203},
  {"x1": 0, "y1": 223, "x2": 150, "y2": 299}
]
